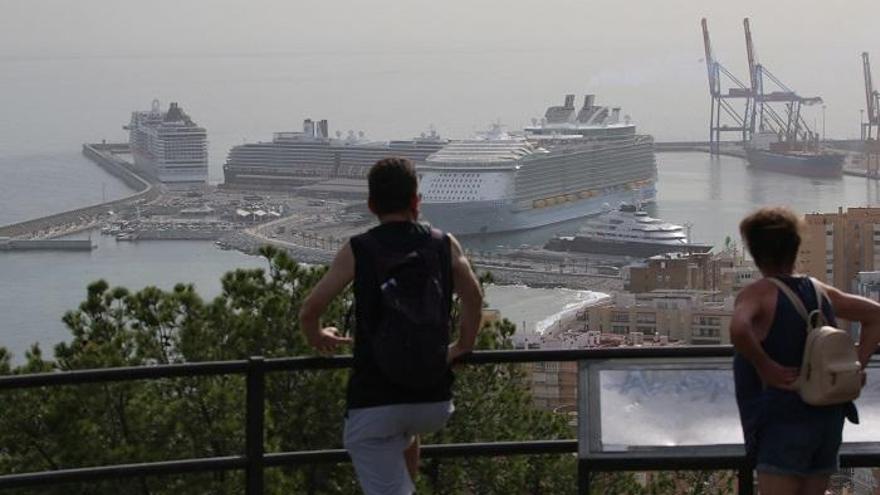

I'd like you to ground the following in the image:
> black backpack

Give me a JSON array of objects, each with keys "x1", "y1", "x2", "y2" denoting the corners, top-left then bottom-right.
[{"x1": 361, "y1": 228, "x2": 451, "y2": 390}]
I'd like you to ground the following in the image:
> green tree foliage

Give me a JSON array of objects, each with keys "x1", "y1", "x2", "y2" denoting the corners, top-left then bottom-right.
[
  {"x1": 0, "y1": 247, "x2": 580, "y2": 494},
  {"x1": 0, "y1": 247, "x2": 736, "y2": 494}
]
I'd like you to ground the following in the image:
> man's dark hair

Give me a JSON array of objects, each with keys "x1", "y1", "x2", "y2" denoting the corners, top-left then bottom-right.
[
  {"x1": 740, "y1": 206, "x2": 804, "y2": 272},
  {"x1": 368, "y1": 157, "x2": 418, "y2": 215}
]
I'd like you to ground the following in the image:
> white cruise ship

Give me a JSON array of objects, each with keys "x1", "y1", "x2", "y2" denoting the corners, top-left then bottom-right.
[
  {"x1": 544, "y1": 204, "x2": 712, "y2": 257},
  {"x1": 222, "y1": 119, "x2": 448, "y2": 189},
  {"x1": 417, "y1": 94, "x2": 657, "y2": 235},
  {"x1": 126, "y1": 100, "x2": 208, "y2": 184}
]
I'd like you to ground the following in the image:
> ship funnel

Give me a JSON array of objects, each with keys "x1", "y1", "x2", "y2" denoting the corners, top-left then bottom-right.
[
  {"x1": 583, "y1": 94, "x2": 595, "y2": 108},
  {"x1": 318, "y1": 119, "x2": 329, "y2": 138},
  {"x1": 564, "y1": 94, "x2": 575, "y2": 108},
  {"x1": 303, "y1": 118, "x2": 315, "y2": 137}
]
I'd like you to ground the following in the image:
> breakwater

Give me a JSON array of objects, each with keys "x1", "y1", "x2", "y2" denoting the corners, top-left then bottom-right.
[
  {"x1": 0, "y1": 238, "x2": 93, "y2": 251},
  {"x1": 0, "y1": 144, "x2": 158, "y2": 239}
]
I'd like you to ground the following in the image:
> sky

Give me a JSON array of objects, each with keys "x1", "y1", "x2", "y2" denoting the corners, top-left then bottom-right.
[{"x1": 0, "y1": 0, "x2": 877, "y2": 140}]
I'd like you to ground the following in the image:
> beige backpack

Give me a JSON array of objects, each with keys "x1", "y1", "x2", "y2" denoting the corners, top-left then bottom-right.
[{"x1": 768, "y1": 277, "x2": 862, "y2": 406}]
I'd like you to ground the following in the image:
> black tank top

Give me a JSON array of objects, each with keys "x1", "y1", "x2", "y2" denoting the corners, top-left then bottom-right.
[{"x1": 347, "y1": 221, "x2": 454, "y2": 410}]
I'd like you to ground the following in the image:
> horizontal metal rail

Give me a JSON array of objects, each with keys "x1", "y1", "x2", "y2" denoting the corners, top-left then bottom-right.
[
  {"x1": 0, "y1": 345, "x2": 871, "y2": 495},
  {"x1": 0, "y1": 456, "x2": 247, "y2": 489},
  {"x1": 0, "y1": 346, "x2": 735, "y2": 390}
]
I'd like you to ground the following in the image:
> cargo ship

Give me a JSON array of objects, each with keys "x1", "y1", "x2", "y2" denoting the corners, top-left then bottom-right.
[
  {"x1": 746, "y1": 131, "x2": 844, "y2": 178},
  {"x1": 544, "y1": 204, "x2": 712, "y2": 257},
  {"x1": 417, "y1": 94, "x2": 657, "y2": 235},
  {"x1": 125, "y1": 100, "x2": 208, "y2": 184}
]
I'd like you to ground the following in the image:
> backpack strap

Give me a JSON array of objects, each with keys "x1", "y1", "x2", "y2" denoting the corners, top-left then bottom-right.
[
  {"x1": 767, "y1": 277, "x2": 809, "y2": 320},
  {"x1": 807, "y1": 277, "x2": 830, "y2": 328},
  {"x1": 766, "y1": 277, "x2": 825, "y2": 329}
]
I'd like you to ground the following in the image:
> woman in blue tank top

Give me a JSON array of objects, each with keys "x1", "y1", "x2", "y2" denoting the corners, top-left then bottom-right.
[{"x1": 732, "y1": 207, "x2": 880, "y2": 495}]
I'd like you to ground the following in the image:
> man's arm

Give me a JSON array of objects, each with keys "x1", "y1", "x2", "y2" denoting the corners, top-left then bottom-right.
[
  {"x1": 729, "y1": 282, "x2": 798, "y2": 390},
  {"x1": 447, "y1": 234, "x2": 483, "y2": 363},
  {"x1": 818, "y1": 281, "x2": 880, "y2": 367},
  {"x1": 298, "y1": 242, "x2": 355, "y2": 354}
]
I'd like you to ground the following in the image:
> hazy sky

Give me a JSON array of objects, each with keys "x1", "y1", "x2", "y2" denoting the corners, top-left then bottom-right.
[
  {"x1": 3, "y1": 0, "x2": 875, "y2": 57},
  {"x1": 1, "y1": 0, "x2": 878, "y2": 141}
]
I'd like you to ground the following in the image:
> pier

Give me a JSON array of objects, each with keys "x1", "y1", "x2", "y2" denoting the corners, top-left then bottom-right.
[
  {"x1": 0, "y1": 237, "x2": 93, "y2": 251},
  {"x1": 0, "y1": 144, "x2": 159, "y2": 240}
]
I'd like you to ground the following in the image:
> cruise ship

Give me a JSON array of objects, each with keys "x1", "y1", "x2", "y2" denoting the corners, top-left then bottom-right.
[
  {"x1": 222, "y1": 119, "x2": 448, "y2": 189},
  {"x1": 418, "y1": 94, "x2": 657, "y2": 234},
  {"x1": 126, "y1": 100, "x2": 208, "y2": 184},
  {"x1": 544, "y1": 204, "x2": 712, "y2": 257}
]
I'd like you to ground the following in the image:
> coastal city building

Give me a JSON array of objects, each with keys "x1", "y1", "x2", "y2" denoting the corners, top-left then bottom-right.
[
  {"x1": 523, "y1": 330, "x2": 680, "y2": 411},
  {"x1": 583, "y1": 290, "x2": 734, "y2": 346},
  {"x1": 857, "y1": 271, "x2": 880, "y2": 301},
  {"x1": 799, "y1": 207, "x2": 880, "y2": 292},
  {"x1": 624, "y1": 249, "x2": 758, "y2": 295}
]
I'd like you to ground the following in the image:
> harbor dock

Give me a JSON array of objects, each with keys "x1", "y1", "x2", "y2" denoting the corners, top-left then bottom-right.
[{"x1": 0, "y1": 237, "x2": 93, "y2": 251}]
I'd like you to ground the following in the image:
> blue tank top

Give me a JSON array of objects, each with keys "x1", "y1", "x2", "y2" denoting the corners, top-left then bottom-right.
[{"x1": 733, "y1": 276, "x2": 858, "y2": 455}]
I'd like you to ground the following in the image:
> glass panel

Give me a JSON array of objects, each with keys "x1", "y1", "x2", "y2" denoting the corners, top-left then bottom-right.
[
  {"x1": 587, "y1": 358, "x2": 880, "y2": 453},
  {"x1": 845, "y1": 365, "x2": 880, "y2": 442},
  {"x1": 598, "y1": 366, "x2": 741, "y2": 451}
]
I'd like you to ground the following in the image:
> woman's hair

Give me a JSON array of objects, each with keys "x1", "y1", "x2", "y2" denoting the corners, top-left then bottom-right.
[{"x1": 739, "y1": 206, "x2": 804, "y2": 272}]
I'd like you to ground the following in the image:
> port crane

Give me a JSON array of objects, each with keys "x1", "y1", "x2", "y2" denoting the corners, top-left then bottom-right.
[
  {"x1": 864, "y1": 52, "x2": 880, "y2": 142},
  {"x1": 701, "y1": 18, "x2": 752, "y2": 154},
  {"x1": 863, "y1": 52, "x2": 880, "y2": 176},
  {"x1": 742, "y1": 18, "x2": 822, "y2": 151}
]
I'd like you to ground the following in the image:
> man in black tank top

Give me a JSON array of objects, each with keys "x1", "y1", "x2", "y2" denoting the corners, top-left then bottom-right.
[
  {"x1": 731, "y1": 207, "x2": 880, "y2": 495},
  {"x1": 299, "y1": 157, "x2": 483, "y2": 494}
]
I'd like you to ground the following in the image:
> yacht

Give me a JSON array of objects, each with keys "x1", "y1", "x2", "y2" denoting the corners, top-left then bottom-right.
[{"x1": 544, "y1": 204, "x2": 712, "y2": 257}]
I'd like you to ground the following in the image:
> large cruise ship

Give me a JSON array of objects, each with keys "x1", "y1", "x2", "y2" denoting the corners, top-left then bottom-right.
[
  {"x1": 418, "y1": 94, "x2": 657, "y2": 234},
  {"x1": 222, "y1": 119, "x2": 447, "y2": 189},
  {"x1": 126, "y1": 100, "x2": 208, "y2": 184}
]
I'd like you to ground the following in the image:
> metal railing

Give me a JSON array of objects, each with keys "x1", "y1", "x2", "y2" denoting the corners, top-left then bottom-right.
[{"x1": 0, "y1": 346, "x2": 874, "y2": 494}]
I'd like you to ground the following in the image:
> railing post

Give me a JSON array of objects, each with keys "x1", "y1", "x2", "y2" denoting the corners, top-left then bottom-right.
[
  {"x1": 246, "y1": 356, "x2": 265, "y2": 495},
  {"x1": 737, "y1": 468, "x2": 754, "y2": 495},
  {"x1": 577, "y1": 460, "x2": 590, "y2": 494}
]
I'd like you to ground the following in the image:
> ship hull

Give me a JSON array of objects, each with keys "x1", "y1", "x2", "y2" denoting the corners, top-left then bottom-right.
[
  {"x1": 746, "y1": 149, "x2": 844, "y2": 178},
  {"x1": 420, "y1": 186, "x2": 656, "y2": 235},
  {"x1": 544, "y1": 236, "x2": 712, "y2": 258}
]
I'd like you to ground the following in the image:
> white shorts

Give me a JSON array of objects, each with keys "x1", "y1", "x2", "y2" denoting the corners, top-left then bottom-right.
[{"x1": 343, "y1": 401, "x2": 454, "y2": 495}]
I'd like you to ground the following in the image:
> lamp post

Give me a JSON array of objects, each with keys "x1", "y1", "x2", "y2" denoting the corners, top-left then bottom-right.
[{"x1": 822, "y1": 105, "x2": 826, "y2": 142}]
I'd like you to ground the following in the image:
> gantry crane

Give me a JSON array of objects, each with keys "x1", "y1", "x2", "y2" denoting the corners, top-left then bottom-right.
[
  {"x1": 743, "y1": 18, "x2": 823, "y2": 151},
  {"x1": 863, "y1": 52, "x2": 880, "y2": 176},
  {"x1": 701, "y1": 18, "x2": 752, "y2": 154},
  {"x1": 864, "y1": 52, "x2": 880, "y2": 142}
]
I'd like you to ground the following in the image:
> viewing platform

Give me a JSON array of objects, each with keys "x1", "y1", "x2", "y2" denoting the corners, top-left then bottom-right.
[{"x1": 1, "y1": 346, "x2": 879, "y2": 494}]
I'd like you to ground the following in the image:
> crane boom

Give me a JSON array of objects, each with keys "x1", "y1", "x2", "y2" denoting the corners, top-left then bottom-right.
[
  {"x1": 865, "y1": 52, "x2": 877, "y2": 124},
  {"x1": 743, "y1": 18, "x2": 759, "y2": 95},
  {"x1": 701, "y1": 18, "x2": 717, "y2": 96}
]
